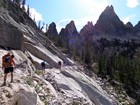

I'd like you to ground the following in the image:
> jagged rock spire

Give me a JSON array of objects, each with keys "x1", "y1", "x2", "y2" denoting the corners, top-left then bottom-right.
[
  {"x1": 80, "y1": 21, "x2": 94, "y2": 41},
  {"x1": 126, "y1": 22, "x2": 133, "y2": 29},
  {"x1": 134, "y1": 21, "x2": 140, "y2": 33},
  {"x1": 46, "y1": 22, "x2": 58, "y2": 41},
  {"x1": 65, "y1": 20, "x2": 78, "y2": 34},
  {"x1": 94, "y1": 5, "x2": 126, "y2": 36},
  {"x1": 103, "y1": 5, "x2": 115, "y2": 15}
]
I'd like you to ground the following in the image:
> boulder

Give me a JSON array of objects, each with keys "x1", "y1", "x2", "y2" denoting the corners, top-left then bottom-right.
[{"x1": 17, "y1": 90, "x2": 43, "y2": 105}]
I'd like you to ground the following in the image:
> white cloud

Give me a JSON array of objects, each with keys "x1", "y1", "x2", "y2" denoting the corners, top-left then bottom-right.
[
  {"x1": 126, "y1": 0, "x2": 139, "y2": 8},
  {"x1": 29, "y1": 8, "x2": 43, "y2": 22},
  {"x1": 75, "y1": 0, "x2": 109, "y2": 14},
  {"x1": 57, "y1": 18, "x2": 91, "y2": 33},
  {"x1": 57, "y1": 19, "x2": 72, "y2": 32},
  {"x1": 57, "y1": 0, "x2": 110, "y2": 32},
  {"x1": 25, "y1": 5, "x2": 43, "y2": 22},
  {"x1": 122, "y1": 14, "x2": 136, "y2": 24}
]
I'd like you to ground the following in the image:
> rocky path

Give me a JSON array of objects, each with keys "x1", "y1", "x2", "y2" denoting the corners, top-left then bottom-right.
[{"x1": 0, "y1": 66, "x2": 133, "y2": 105}]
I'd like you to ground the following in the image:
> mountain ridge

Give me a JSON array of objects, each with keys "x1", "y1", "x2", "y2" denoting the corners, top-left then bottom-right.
[{"x1": 53, "y1": 5, "x2": 140, "y2": 40}]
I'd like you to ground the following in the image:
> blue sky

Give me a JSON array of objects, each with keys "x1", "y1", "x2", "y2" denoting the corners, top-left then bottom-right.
[{"x1": 26, "y1": 0, "x2": 140, "y2": 32}]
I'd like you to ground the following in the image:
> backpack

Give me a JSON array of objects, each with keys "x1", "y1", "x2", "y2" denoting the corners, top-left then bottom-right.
[
  {"x1": 2, "y1": 55, "x2": 12, "y2": 68},
  {"x1": 41, "y1": 62, "x2": 46, "y2": 67},
  {"x1": 4, "y1": 56, "x2": 11, "y2": 63}
]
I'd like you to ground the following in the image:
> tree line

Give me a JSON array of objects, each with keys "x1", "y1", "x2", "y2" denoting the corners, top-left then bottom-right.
[{"x1": 93, "y1": 38, "x2": 140, "y2": 104}]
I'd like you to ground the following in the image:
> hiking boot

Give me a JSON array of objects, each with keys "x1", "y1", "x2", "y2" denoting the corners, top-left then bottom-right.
[
  {"x1": 2, "y1": 82, "x2": 6, "y2": 86},
  {"x1": 10, "y1": 80, "x2": 13, "y2": 83}
]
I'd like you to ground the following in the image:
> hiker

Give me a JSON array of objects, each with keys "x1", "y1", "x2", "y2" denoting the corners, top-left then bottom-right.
[
  {"x1": 58, "y1": 61, "x2": 62, "y2": 69},
  {"x1": 41, "y1": 61, "x2": 46, "y2": 75},
  {"x1": 2, "y1": 53, "x2": 16, "y2": 86}
]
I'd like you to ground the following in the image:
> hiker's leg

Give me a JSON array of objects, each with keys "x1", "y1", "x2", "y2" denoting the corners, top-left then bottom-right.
[
  {"x1": 10, "y1": 67, "x2": 14, "y2": 82},
  {"x1": 42, "y1": 69, "x2": 45, "y2": 77},
  {"x1": 4, "y1": 73, "x2": 8, "y2": 84},
  {"x1": 3, "y1": 68, "x2": 9, "y2": 84},
  {"x1": 42, "y1": 69, "x2": 43, "y2": 75},
  {"x1": 11, "y1": 72, "x2": 13, "y2": 82}
]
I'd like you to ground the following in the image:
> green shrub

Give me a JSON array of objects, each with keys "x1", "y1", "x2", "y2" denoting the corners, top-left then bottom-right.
[
  {"x1": 45, "y1": 101, "x2": 49, "y2": 105},
  {"x1": 0, "y1": 1, "x2": 2, "y2": 8},
  {"x1": 72, "y1": 101, "x2": 79, "y2": 105},
  {"x1": 26, "y1": 77, "x2": 33, "y2": 85},
  {"x1": 35, "y1": 85, "x2": 40, "y2": 92},
  {"x1": 35, "y1": 70, "x2": 42, "y2": 75},
  {"x1": 136, "y1": 96, "x2": 140, "y2": 105}
]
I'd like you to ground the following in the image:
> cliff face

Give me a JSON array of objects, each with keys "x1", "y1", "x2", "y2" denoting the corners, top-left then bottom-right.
[{"x1": 0, "y1": 10, "x2": 23, "y2": 50}]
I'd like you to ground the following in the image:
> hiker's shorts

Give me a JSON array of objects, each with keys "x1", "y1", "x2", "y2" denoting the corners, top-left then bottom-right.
[{"x1": 4, "y1": 67, "x2": 14, "y2": 74}]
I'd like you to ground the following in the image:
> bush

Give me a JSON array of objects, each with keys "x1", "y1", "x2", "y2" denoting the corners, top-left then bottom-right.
[
  {"x1": 136, "y1": 96, "x2": 140, "y2": 105},
  {"x1": 26, "y1": 77, "x2": 33, "y2": 85},
  {"x1": 35, "y1": 70, "x2": 42, "y2": 75}
]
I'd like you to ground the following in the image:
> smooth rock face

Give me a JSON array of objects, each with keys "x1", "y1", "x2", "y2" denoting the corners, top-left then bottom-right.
[
  {"x1": 0, "y1": 17, "x2": 23, "y2": 50},
  {"x1": 44, "y1": 67, "x2": 117, "y2": 105},
  {"x1": 0, "y1": 7, "x2": 73, "y2": 68}
]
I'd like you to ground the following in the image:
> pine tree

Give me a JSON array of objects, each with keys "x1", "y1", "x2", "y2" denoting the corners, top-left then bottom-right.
[
  {"x1": 0, "y1": 0, "x2": 3, "y2": 8},
  {"x1": 38, "y1": 21, "x2": 41, "y2": 29},
  {"x1": 27, "y1": 5, "x2": 30, "y2": 16},
  {"x1": 57, "y1": 34, "x2": 62, "y2": 47},
  {"x1": 33, "y1": 14, "x2": 36, "y2": 22},
  {"x1": 46, "y1": 24, "x2": 48, "y2": 32},
  {"x1": 22, "y1": 0, "x2": 26, "y2": 10},
  {"x1": 15, "y1": 0, "x2": 20, "y2": 7},
  {"x1": 98, "y1": 53, "x2": 105, "y2": 76},
  {"x1": 84, "y1": 41, "x2": 91, "y2": 64},
  {"x1": 41, "y1": 22, "x2": 45, "y2": 31},
  {"x1": 134, "y1": 48, "x2": 140, "y2": 87}
]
